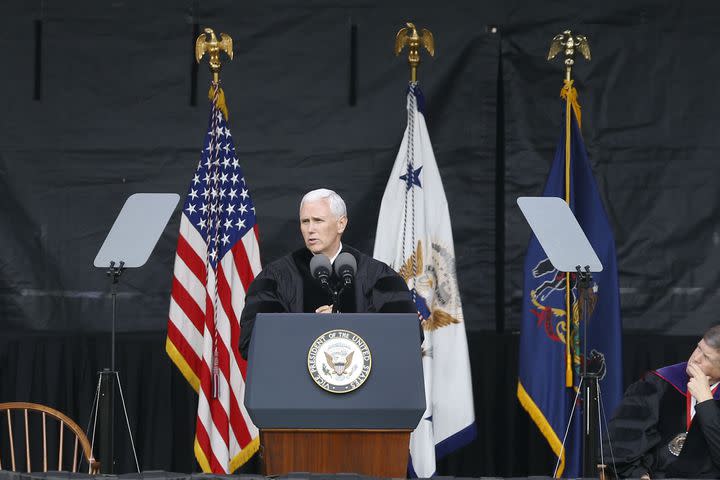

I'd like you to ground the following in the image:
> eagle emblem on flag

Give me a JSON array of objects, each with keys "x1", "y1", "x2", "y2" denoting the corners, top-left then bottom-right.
[{"x1": 398, "y1": 240, "x2": 460, "y2": 332}]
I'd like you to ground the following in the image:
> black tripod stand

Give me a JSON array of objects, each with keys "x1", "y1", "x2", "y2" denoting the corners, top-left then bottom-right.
[
  {"x1": 554, "y1": 266, "x2": 616, "y2": 479},
  {"x1": 87, "y1": 261, "x2": 140, "y2": 474}
]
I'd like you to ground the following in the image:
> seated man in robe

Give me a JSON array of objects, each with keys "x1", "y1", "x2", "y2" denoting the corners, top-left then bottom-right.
[
  {"x1": 606, "y1": 325, "x2": 720, "y2": 478},
  {"x1": 238, "y1": 188, "x2": 416, "y2": 359}
]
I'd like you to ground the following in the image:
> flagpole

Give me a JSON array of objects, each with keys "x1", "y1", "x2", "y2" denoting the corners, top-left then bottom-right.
[
  {"x1": 387, "y1": 24, "x2": 476, "y2": 479},
  {"x1": 547, "y1": 30, "x2": 591, "y2": 389},
  {"x1": 395, "y1": 22, "x2": 435, "y2": 84},
  {"x1": 548, "y1": 30, "x2": 594, "y2": 476},
  {"x1": 178, "y1": 27, "x2": 261, "y2": 473},
  {"x1": 394, "y1": 21, "x2": 434, "y2": 288},
  {"x1": 564, "y1": 71, "x2": 573, "y2": 389},
  {"x1": 196, "y1": 27, "x2": 234, "y2": 404}
]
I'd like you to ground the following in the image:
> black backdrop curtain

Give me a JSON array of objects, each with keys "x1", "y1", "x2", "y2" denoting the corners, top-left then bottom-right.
[
  {"x1": 2, "y1": 0, "x2": 720, "y2": 476},
  {"x1": 2, "y1": 2, "x2": 719, "y2": 337}
]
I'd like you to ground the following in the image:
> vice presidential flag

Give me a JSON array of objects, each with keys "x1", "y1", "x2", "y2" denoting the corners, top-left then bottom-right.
[
  {"x1": 166, "y1": 86, "x2": 261, "y2": 473},
  {"x1": 517, "y1": 81, "x2": 623, "y2": 477},
  {"x1": 374, "y1": 85, "x2": 476, "y2": 478}
]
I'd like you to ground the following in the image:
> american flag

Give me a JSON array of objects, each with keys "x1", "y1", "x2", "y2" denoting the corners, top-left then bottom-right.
[{"x1": 166, "y1": 86, "x2": 260, "y2": 473}]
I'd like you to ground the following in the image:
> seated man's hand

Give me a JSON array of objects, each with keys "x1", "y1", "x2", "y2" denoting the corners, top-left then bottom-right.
[
  {"x1": 687, "y1": 363, "x2": 713, "y2": 403},
  {"x1": 640, "y1": 473, "x2": 651, "y2": 480},
  {"x1": 315, "y1": 305, "x2": 333, "y2": 314}
]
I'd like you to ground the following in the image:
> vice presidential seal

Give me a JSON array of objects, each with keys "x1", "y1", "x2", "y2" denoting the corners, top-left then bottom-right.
[{"x1": 307, "y1": 329, "x2": 372, "y2": 393}]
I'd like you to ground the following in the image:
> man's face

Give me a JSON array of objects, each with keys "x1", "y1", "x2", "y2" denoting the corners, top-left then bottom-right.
[
  {"x1": 299, "y1": 199, "x2": 347, "y2": 258},
  {"x1": 687, "y1": 339, "x2": 720, "y2": 383}
]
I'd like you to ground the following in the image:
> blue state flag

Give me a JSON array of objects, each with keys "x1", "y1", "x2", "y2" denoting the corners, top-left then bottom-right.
[{"x1": 517, "y1": 83, "x2": 623, "y2": 477}]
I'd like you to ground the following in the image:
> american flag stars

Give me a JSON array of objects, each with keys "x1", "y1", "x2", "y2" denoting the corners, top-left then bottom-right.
[{"x1": 181, "y1": 113, "x2": 256, "y2": 269}]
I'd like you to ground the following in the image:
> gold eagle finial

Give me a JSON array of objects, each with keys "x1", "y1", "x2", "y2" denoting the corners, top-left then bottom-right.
[
  {"x1": 195, "y1": 28, "x2": 234, "y2": 83},
  {"x1": 548, "y1": 30, "x2": 590, "y2": 81},
  {"x1": 395, "y1": 22, "x2": 435, "y2": 83}
]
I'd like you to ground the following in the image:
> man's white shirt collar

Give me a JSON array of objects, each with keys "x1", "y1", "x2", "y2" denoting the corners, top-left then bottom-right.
[{"x1": 328, "y1": 243, "x2": 343, "y2": 264}]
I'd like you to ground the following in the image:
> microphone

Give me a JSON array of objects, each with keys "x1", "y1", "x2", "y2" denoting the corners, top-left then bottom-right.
[
  {"x1": 309, "y1": 254, "x2": 332, "y2": 288},
  {"x1": 334, "y1": 252, "x2": 357, "y2": 286}
]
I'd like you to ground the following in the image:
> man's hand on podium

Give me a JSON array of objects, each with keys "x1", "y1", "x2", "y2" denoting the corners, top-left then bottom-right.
[{"x1": 315, "y1": 304, "x2": 333, "y2": 314}]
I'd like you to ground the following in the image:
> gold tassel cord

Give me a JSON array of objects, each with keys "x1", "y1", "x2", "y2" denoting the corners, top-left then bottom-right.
[
  {"x1": 564, "y1": 91, "x2": 572, "y2": 388},
  {"x1": 208, "y1": 85, "x2": 229, "y2": 121},
  {"x1": 560, "y1": 79, "x2": 582, "y2": 129},
  {"x1": 563, "y1": 79, "x2": 573, "y2": 388}
]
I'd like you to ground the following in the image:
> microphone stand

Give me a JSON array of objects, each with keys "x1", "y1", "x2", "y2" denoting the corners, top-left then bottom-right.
[
  {"x1": 330, "y1": 286, "x2": 341, "y2": 313},
  {"x1": 328, "y1": 281, "x2": 352, "y2": 314},
  {"x1": 314, "y1": 260, "x2": 353, "y2": 314},
  {"x1": 322, "y1": 279, "x2": 351, "y2": 314}
]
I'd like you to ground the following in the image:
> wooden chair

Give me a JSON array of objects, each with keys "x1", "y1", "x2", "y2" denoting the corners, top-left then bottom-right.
[{"x1": 0, "y1": 402, "x2": 100, "y2": 473}]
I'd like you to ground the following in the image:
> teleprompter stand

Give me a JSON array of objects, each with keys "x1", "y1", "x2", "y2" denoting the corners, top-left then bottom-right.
[
  {"x1": 91, "y1": 193, "x2": 179, "y2": 473},
  {"x1": 518, "y1": 196, "x2": 614, "y2": 478}
]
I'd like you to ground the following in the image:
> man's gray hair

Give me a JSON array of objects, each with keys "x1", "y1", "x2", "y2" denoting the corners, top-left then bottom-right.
[
  {"x1": 300, "y1": 188, "x2": 347, "y2": 219},
  {"x1": 704, "y1": 325, "x2": 720, "y2": 350}
]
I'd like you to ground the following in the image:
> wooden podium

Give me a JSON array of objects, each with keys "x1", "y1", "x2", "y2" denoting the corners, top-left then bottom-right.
[
  {"x1": 245, "y1": 313, "x2": 425, "y2": 478},
  {"x1": 260, "y1": 429, "x2": 411, "y2": 477}
]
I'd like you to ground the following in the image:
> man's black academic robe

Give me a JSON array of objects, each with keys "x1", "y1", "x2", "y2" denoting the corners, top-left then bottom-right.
[
  {"x1": 238, "y1": 245, "x2": 417, "y2": 359},
  {"x1": 606, "y1": 362, "x2": 720, "y2": 478}
]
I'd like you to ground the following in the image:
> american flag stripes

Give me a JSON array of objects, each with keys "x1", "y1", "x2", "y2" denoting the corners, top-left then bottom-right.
[{"x1": 166, "y1": 86, "x2": 260, "y2": 473}]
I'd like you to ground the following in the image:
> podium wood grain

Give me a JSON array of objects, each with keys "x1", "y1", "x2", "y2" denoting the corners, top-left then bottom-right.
[{"x1": 261, "y1": 429, "x2": 411, "y2": 478}]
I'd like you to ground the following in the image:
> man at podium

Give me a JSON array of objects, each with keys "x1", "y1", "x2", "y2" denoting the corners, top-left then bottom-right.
[{"x1": 239, "y1": 188, "x2": 416, "y2": 359}]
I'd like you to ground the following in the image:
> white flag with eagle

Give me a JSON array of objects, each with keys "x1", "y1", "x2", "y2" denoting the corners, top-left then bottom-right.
[{"x1": 373, "y1": 85, "x2": 476, "y2": 477}]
